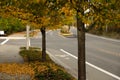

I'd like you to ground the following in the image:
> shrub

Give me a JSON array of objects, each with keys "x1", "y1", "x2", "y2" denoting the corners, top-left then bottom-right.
[
  {"x1": 0, "y1": 17, "x2": 26, "y2": 35},
  {"x1": 20, "y1": 47, "x2": 51, "y2": 62},
  {"x1": 30, "y1": 62, "x2": 75, "y2": 80},
  {"x1": 60, "y1": 25, "x2": 70, "y2": 34}
]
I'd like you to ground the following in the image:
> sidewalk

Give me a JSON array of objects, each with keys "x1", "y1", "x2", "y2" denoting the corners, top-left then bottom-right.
[
  {"x1": 0, "y1": 32, "x2": 27, "y2": 63},
  {"x1": 0, "y1": 30, "x2": 40, "y2": 63},
  {"x1": 0, "y1": 44, "x2": 24, "y2": 63},
  {"x1": 9, "y1": 32, "x2": 26, "y2": 37},
  {"x1": 0, "y1": 32, "x2": 33, "y2": 79}
]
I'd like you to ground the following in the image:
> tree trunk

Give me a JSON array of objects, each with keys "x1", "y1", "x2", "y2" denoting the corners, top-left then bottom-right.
[
  {"x1": 77, "y1": 11, "x2": 86, "y2": 80},
  {"x1": 40, "y1": 27, "x2": 46, "y2": 61}
]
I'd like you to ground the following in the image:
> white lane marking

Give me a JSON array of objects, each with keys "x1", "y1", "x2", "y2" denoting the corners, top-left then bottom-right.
[
  {"x1": 0, "y1": 37, "x2": 26, "y2": 39},
  {"x1": 0, "y1": 39, "x2": 9, "y2": 45},
  {"x1": 0, "y1": 37, "x2": 31, "y2": 46},
  {"x1": 86, "y1": 33, "x2": 120, "y2": 43},
  {"x1": 60, "y1": 49, "x2": 78, "y2": 59},
  {"x1": 60, "y1": 49, "x2": 120, "y2": 80}
]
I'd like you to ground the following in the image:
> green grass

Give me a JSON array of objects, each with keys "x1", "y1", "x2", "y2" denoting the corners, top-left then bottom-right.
[{"x1": 19, "y1": 47, "x2": 76, "y2": 80}]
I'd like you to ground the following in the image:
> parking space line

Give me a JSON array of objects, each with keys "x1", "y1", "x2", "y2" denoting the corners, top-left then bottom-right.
[
  {"x1": 0, "y1": 39, "x2": 9, "y2": 45},
  {"x1": 0, "y1": 37, "x2": 26, "y2": 39}
]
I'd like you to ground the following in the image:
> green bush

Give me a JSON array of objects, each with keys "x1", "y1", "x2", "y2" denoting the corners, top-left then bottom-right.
[
  {"x1": 0, "y1": 17, "x2": 25, "y2": 35},
  {"x1": 19, "y1": 47, "x2": 51, "y2": 62},
  {"x1": 60, "y1": 25, "x2": 70, "y2": 34},
  {"x1": 36, "y1": 67, "x2": 73, "y2": 80},
  {"x1": 20, "y1": 47, "x2": 42, "y2": 62},
  {"x1": 20, "y1": 49, "x2": 41, "y2": 62}
]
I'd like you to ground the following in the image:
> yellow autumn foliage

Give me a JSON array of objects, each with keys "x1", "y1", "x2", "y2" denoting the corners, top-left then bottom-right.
[
  {"x1": 0, "y1": 63, "x2": 35, "y2": 78},
  {"x1": 60, "y1": 3, "x2": 74, "y2": 16}
]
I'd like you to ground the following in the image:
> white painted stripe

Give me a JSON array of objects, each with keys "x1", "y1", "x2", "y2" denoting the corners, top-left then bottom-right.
[
  {"x1": 86, "y1": 62, "x2": 120, "y2": 80},
  {"x1": 60, "y1": 49, "x2": 120, "y2": 80},
  {"x1": 60, "y1": 49, "x2": 78, "y2": 59},
  {"x1": 0, "y1": 37, "x2": 26, "y2": 39},
  {"x1": 86, "y1": 33, "x2": 120, "y2": 43},
  {"x1": 0, "y1": 39, "x2": 9, "y2": 45}
]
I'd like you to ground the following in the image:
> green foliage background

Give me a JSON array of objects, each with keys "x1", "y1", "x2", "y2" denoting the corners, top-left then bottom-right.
[{"x1": 0, "y1": 17, "x2": 25, "y2": 35}]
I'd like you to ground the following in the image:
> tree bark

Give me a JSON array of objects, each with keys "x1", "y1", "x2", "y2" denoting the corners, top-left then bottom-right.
[
  {"x1": 40, "y1": 27, "x2": 46, "y2": 61},
  {"x1": 77, "y1": 11, "x2": 86, "y2": 80}
]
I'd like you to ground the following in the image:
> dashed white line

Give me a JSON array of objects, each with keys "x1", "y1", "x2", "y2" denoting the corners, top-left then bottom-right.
[
  {"x1": 60, "y1": 49, "x2": 120, "y2": 80},
  {"x1": 0, "y1": 39, "x2": 9, "y2": 45}
]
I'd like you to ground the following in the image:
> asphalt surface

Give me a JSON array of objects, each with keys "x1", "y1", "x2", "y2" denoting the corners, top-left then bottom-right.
[
  {"x1": 45, "y1": 29, "x2": 120, "y2": 80},
  {"x1": 86, "y1": 33, "x2": 120, "y2": 76},
  {"x1": 31, "y1": 29, "x2": 120, "y2": 80},
  {"x1": 0, "y1": 44, "x2": 24, "y2": 63},
  {"x1": 0, "y1": 28, "x2": 120, "y2": 80},
  {"x1": 0, "y1": 39, "x2": 5, "y2": 42}
]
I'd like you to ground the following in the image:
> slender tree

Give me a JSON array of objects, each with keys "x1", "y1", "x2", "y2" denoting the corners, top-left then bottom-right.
[
  {"x1": 14, "y1": 0, "x2": 65, "y2": 61},
  {"x1": 68, "y1": 0, "x2": 88, "y2": 80}
]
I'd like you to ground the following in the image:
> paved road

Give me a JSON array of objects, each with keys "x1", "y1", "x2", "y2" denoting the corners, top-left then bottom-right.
[
  {"x1": 45, "y1": 29, "x2": 120, "y2": 80},
  {"x1": 31, "y1": 29, "x2": 120, "y2": 80},
  {"x1": 0, "y1": 39, "x2": 5, "y2": 42},
  {"x1": 1, "y1": 28, "x2": 120, "y2": 80}
]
